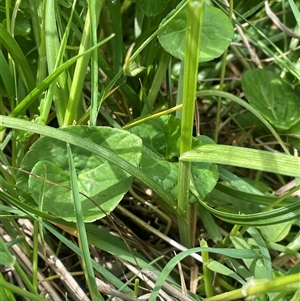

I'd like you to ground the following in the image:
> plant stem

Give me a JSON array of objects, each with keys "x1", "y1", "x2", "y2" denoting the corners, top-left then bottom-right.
[
  {"x1": 201, "y1": 239, "x2": 214, "y2": 297},
  {"x1": 177, "y1": 0, "x2": 204, "y2": 248},
  {"x1": 64, "y1": 1, "x2": 104, "y2": 126},
  {"x1": 89, "y1": 0, "x2": 99, "y2": 126},
  {"x1": 204, "y1": 273, "x2": 300, "y2": 301}
]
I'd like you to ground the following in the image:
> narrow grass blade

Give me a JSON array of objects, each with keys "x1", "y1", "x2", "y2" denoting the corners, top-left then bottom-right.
[
  {"x1": 67, "y1": 143, "x2": 104, "y2": 301},
  {"x1": 0, "y1": 24, "x2": 35, "y2": 93},
  {"x1": 180, "y1": 144, "x2": 300, "y2": 177},
  {"x1": 148, "y1": 246, "x2": 260, "y2": 301},
  {"x1": 64, "y1": 2, "x2": 104, "y2": 126},
  {"x1": 0, "y1": 280, "x2": 47, "y2": 301},
  {"x1": 196, "y1": 90, "x2": 290, "y2": 154},
  {"x1": 6, "y1": 36, "x2": 113, "y2": 120}
]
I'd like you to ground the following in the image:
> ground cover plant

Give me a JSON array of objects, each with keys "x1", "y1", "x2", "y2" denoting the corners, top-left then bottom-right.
[{"x1": 0, "y1": 0, "x2": 300, "y2": 300}]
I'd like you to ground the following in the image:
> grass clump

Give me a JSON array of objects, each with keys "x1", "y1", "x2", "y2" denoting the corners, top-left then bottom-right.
[{"x1": 1, "y1": 0, "x2": 300, "y2": 300}]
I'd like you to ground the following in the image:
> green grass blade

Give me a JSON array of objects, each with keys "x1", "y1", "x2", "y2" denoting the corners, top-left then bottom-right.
[
  {"x1": 44, "y1": 0, "x2": 69, "y2": 125},
  {"x1": 180, "y1": 144, "x2": 300, "y2": 177},
  {"x1": 197, "y1": 198, "x2": 300, "y2": 226},
  {"x1": 0, "y1": 280, "x2": 47, "y2": 301},
  {"x1": 288, "y1": 0, "x2": 300, "y2": 27},
  {"x1": 107, "y1": 0, "x2": 123, "y2": 73},
  {"x1": 148, "y1": 246, "x2": 260, "y2": 301},
  {"x1": 67, "y1": 144, "x2": 104, "y2": 301},
  {"x1": 89, "y1": 0, "x2": 105, "y2": 126},
  {"x1": 63, "y1": 2, "x2": 104, "y2": 126},
  {"x1": 0, "y1": 24, "x2": 35, "y2": 93},
  {"x1": 39, "y1": 0, "x2": 78, "y2": 125},
  {"x1": 0, "y1": 50, "x2": 15, "y2": 98},
  {"x1": 6, "y1": 37, "x2": 113, "y2": 120},
  {"x1": 247, "y1": 227, "x2": 272, "y2": 278}
]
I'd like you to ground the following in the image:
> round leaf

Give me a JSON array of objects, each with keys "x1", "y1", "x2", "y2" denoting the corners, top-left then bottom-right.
[
  {"x1": 16, "y1": 126, "x2": 143, "y2": 222},
  {"x1": 130, "y1": 115, "x2": 218, "y2": 202},
  {"x1": 242, "y1": 69, "x2": 300, "y2": 130},
  {"x1": 158, "y1": 6, "x2": 234, "y2": 62}
]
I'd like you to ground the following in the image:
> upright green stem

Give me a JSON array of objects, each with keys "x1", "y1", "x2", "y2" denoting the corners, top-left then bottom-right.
[
  {"x1": 89, "y1": 0, "x2": 99, "y2": 126},
  {"x1": 201, "y1": 239, "x2": 213, "y2": 297},
  {"x1": 64, "y1": 1, "x2": 104, "y2": 126},
  {"x1": 177, "y1": 0, "x2": 204, "y2": 248}
]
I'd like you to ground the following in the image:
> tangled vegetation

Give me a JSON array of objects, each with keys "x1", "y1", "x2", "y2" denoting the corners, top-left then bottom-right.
[{"x1": 0, "y1": 0, "x2": 300, "y2": 300}]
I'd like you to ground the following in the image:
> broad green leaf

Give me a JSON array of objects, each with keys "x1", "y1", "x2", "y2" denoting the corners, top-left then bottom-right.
[
  {"x1": 13, "y1": 11, "x2": 31, "y2": 36},
  {"x1": 1, "y1": 116, "x2": 176, "y2": 211},
  {"x1": 158, "y1": 5, "x2": 234, "y2": 62},
  {"x1": 129, "y1": 115, "x2": 205, "y2": 158},
  {"x1": 259, "y1": 221, "x2": 293, "y2": 243},
  {"x1": 207, "y1": 260, "x2": 245, "y2": 284},
  {"x1": 140, "y1": 147, "x2": 218, "y2": 205},
  {"x1": 130, "y1": 115, "x2": 218, "y2": 201},
  {"x1": 242, "y1": 69, "x2": 300, "y2": 130},
  {"x1": 129, "y1": 115, "x2": 182, "y2": 160},
  {"x1": 0, "y1": 251, "x2": 15, "y2": 267},
  {"x1": 136, "y1": 0, "x2": 170, "y2": 16},
  {"x1": 190, "y1": 162, "x2": 219, "y2": 201},
  {"x1": 218, "y1": 167, "x2": 264, "y2": 195},
  {"x1": 16, "y1": 126, "x2": 142, "y2": 222},
  {"x1": 140, "y1": 147, "x2": 179, "y2": 200}
]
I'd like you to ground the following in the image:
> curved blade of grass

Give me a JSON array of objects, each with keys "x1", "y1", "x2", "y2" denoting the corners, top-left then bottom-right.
[
  {"x1": 0, "y1": 280, "x2": 48, "y2": 301},
  {"x1": 0, "y1": 190, "x2": 136, "y2": 296},
  {"x1": 148, "y1": 246, "x2": 260, "y2": 301},
  {"x1": 67, "y1": 144, "x2": 103, "y2": 301},
  {"x1": 0, "y1": 23, "x2": 35, "y2": 93},
  {"x1": 197, "y1": 90, "x2": 290, "y2": 154},
  {"x1": 197, "y1": 197, "x2": 300, "y2": 226},
  {"x1": 6, "y1": 35, "x2": 114, "y2": 120},
  {"x1": 216, "y1": 183, "x2": 295, "y2": 207},
  {"x1": 180, "y1": 144, "x2": 300, "y2": 177},
  {"x1": 0, "y1": 116, "x2": 176, "y2": 213}
]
